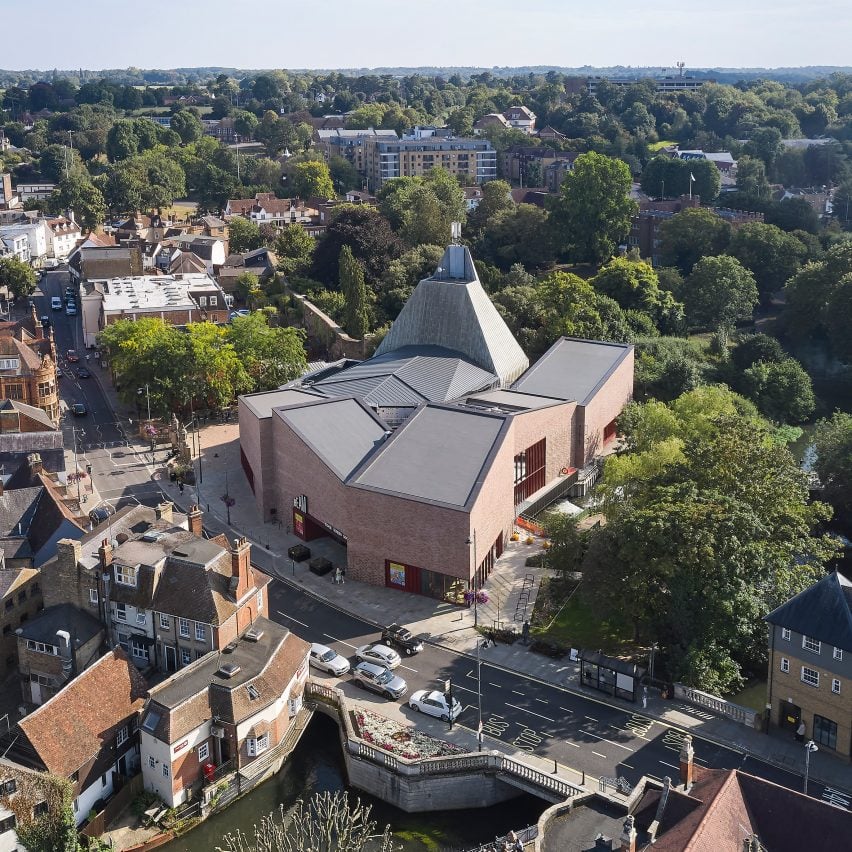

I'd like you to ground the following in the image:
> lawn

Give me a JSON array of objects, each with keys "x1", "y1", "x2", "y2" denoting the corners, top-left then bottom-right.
[
  {"x1": 727, "y1": 679, "x2": 767, "y2": 712},
  {"x1": 649, "y1": 139, "x2": 678, "y2": 151},
  {"x1": 532, "y1": 581, "x2": 642, "y2": 659}
]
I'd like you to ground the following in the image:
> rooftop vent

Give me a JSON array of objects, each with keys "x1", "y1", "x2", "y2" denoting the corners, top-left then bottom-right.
[
  {"x1": 243, "y1": 626, "x2": 264, "y2": 643},
  {"x1": 223, "y1": 640, "x2": 238, "y2": 654},
  {"x1": 141, "y1": 531, "x2": 164, "y2": 543},
  {"x1": 217, "y1": 662, "x2": 241, "y2": 679}
]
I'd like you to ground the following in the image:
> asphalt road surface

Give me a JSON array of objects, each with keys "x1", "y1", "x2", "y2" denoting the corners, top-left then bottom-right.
[
  {"x1": 37, "y1": 270, "x2": 166, "y2": 512},
  {"x1": 266, "y1": 580, "x2": 852, "y2": 811}
]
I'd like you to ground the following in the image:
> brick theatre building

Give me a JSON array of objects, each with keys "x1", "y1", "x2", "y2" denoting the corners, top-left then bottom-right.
[{"x1": 239, "y1": 244, "x2": 633, "y2": 603}]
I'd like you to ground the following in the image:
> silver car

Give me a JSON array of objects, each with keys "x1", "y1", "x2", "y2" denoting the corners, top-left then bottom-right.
[
  {"x1": 351, "y1": 661, "x2": 407, "y2": 700},
  {"x1": 309, "y1": 643, "x2": 350, "y2": 676},
  {"x1": 355, "y1": 643, "x2": 401, "y2": 670}
]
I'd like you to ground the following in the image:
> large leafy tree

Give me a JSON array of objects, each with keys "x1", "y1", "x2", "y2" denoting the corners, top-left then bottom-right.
[
  {"x1": 291, "y1": 159, "x2": 336, "y2": 200},
  {"x1": 52, "y1": 173, "x2": 107, "y2": 231},
  {"x1": 658, "y1": 207, "x2": 732, "y2": 275},
  {"x1": 226, "y1": 312, "x2": 306, "y2": 391},
  {"x1": 812, "y1": 412, "x2": 852, "y2": 517},
  {"x1": 682, "y1": 255, "x2": 758, "y2": 333},
  {"x1": 0, "y1": 256, "x2": 37, "y2": 300},
  {"x1": 586, "y1": 392, "x2": 835, "y2": 693},
  {"x1": 480, "y1": 204, "x2": 556, "y2": 270},
  {"x1": 726, "y1": 222, "x2": 806, "y2": 304},
  {"x1": 170, "y1": 109, "x2": 204, "y2": 144},
  {"x1": 742, "y1": 358, "x2": 816, "y2": 424},
  {"x1": 228, "y1": 217, "x2": 263, "y2": 255},
  {"x1": 549, "y1": 152, "x2": 637, "y2": 264},
  {"x1": 339, "y1": 245, "x2": 368, "y2": 339},
  {"x1": 274, "y1": 224, "x2": 315, "y2": 275},
  {"x1": 639, "y1": 156, "x2": 720, "y2": 203}
]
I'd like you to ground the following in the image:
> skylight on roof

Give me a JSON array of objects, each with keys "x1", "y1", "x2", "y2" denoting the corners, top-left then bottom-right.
[
  {"x1": 246, "y1": 684, "x2": 260, "y2": 700},
  {"x1": 142, "y1": 710, "x2": 161, "y2": 732}
]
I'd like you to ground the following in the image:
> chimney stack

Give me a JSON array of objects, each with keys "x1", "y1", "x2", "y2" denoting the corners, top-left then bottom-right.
[
  {"x1": 230, "y1": 536, "x2": 251, "y2": 601},
  {"x1": 98, "y1": 538, "x2": 113, "y2": 570},
  {"x1": 188, "y1": 504, "x2": 203, "y2": 537},
  {"x1": 31, "y1": 304, "x2": 43, "y2": 339},
  {"x1": 155, "y1": 501, "x2": 173, "y2": 523},
  {"x1": 679, "y1": 734, "x2": 695, "y2": 789},
  {"x1": 28, "y1": 452, "x2": 43, "y2": 477},
  {"x1": 619, "y1": 815, "x2": 637, "y2": 852}
]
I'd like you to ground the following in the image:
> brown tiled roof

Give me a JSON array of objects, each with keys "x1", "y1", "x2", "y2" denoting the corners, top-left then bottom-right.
[
  {"x1": 19, "y1": 648, "x2": 147, "y2": 777},
  {"x1": 0, "y1": 335, "x2": 44, "y2": 373}
]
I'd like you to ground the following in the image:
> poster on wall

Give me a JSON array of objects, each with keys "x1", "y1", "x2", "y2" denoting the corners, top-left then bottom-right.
[
  {"x1": 388, "y1": 562, "x2": 406, "y2": 587},
  {"x1": 294, "y1": 512, "x2": 305, "y2": 538}
]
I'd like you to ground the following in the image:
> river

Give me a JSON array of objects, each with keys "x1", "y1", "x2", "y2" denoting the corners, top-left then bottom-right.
[{"x1": 161, "y1": 714, "x2": 547, "y2": 852}]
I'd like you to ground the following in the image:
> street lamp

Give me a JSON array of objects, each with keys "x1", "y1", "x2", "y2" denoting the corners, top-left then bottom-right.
[
  {"x1": 137, "y1": 384, "x2": 151, "y2": 425},
  {"x1": 466, "y1": 531, "x2": 478, "y2": 627},
  {"x1": 803, "y1": 740, "x2": 818, "y2": 795},
  {"x1": 220, "y1": 470, "x2": 235, "y2": 525}
]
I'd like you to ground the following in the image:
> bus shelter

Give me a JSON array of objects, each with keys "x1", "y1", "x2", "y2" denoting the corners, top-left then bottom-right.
[{"x1": 579, "y1": 650, "x2": 645, "y2": 703}]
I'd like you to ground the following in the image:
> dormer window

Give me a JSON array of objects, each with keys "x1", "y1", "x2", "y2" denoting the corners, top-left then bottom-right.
[{"x1": 115, "y1": 565, "x2": 138, "y2": 587}]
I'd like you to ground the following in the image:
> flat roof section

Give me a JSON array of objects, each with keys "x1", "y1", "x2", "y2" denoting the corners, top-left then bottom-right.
[
  {"x1": 512, "y1": 337, "x2": 632, "y2": 406},
  {"x1": 354, "y1": 405, "x2": 507, "y2": 507},
  {"x1": 277, "y1": 398, "x2": 388, "y2": 481},
  {"x1": 465, "y1": 389, "x2": 566, "y2": 412},
  {"x1": 240, "y1": 388, "x2": 323, "y2": 419}
]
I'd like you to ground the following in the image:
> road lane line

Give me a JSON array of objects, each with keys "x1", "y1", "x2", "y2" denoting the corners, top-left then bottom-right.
[
  {"x1": 446, "y1": 683, "x2": 479, "y2": 696},
  {"x1": 564, "y1": 741, "x2": 580, "y2": 748},
  {"x1": 488, "y1": 682, "x2": 502, "y2": 688},
  {"x1": 585, "y1": 715, "x2": 598, "y2": 722},
  {"x1": 559, "y1": 707, "x2": 574, "y2": 714},
  {"x1": 659, "y1": 760, "x2": 679, "y2": 770},
  {"x1": 322, "y1": 633, "x2": 358, "y2": 650},
  {"x1": 592, "y1": 751, "x2": 607, "y2": 759},
  {"x1": 505, "y1": 702, "x2": 555, "y2": 722},
  {"x1": 534, "y1": 698, "x2": 549, "y2": 704},
  {"x1": 512, "y1": 689, "x2": 524, "y2": 695},
  {"x1": 620, "y1": 762, "x2": 635, "y2": 769},
  {"x1": 276, "y1": 611, "x2": 308, "y2": 628}
]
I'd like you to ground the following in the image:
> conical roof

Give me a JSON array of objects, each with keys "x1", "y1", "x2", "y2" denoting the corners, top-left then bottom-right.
[{"x1": 374, "y1": 245, "x2": 529, "y2": 386}]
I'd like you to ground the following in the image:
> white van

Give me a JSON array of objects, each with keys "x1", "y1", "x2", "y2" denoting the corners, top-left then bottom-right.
[{"x1": 51, "y1": 297, "x2": 62, "y2": 311}]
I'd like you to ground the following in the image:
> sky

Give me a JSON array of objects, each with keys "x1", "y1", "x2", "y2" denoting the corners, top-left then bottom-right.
[{"x1": 1, "y1": 0, "x2": 850, "y2": 71}]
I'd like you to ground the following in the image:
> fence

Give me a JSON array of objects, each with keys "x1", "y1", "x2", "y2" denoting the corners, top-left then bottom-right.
[
  {"x1": 81, "y1": 773, "x2": 143, "y2": 838},
  {"x1": 673, "y1": 684, "x2": 761, "y2": 728},
  {"x1": 462, "y1": 824, "x2": 538, "y2": 851}
]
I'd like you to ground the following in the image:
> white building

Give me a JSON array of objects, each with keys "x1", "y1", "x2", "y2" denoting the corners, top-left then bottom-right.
[
  {"x1": 16, "y1": 183, "x2": 56, "y2": 202},
  {"x1": 0, "y1": 232, "x2": 28, "y2": 262},
  {"x1": 46, "y1": 216, "x2": 81, "y2": 262},
  {"x1": 0, "y1": 221, "x2": 49, "y2": 266}
]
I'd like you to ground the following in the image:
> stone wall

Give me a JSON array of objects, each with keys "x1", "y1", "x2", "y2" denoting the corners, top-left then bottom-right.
[{"x1": 289, "y1": 291, "x2": 377, "y2": 360}]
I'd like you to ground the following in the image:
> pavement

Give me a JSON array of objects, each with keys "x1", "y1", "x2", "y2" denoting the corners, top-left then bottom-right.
[{"x1": 84, "y1": 346, "x2": 852, "y2": 801}]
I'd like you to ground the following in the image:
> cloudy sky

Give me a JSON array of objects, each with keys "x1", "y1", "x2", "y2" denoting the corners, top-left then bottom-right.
[{"x1": 2, "y1": 0, "x2": 849, "y2": 71}]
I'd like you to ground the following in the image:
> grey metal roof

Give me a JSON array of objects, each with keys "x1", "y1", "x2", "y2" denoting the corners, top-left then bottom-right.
[
  {"x1": 374, "y1": 246, "x2": 529, "y2": 387},
  {"x1": 276, "y1": 398, "x2": 388, "y2": 481},
  {"x1": 240, "y1": 388, "x2": 323, "y2": 419},
  {"x1": 465, "y1": 389, "x2": 566, "y2": 412},
  {"x1": 766, "y1": 571, "x2": 852, "y2": 650},
  {"x1": 512, "y1": 337, "x2": 633, "y2": 406},
  {"x1": 18, "y1": 603, "x2": 103, "y2": 646},
  {"x1": 309, "y1": 345, "x2": 498, "y2": 407},
  {"x1": 353, "y1": 405, "x2": 508, "y2": 507}
]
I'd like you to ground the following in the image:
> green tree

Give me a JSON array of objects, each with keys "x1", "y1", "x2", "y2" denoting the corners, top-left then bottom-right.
[
  {"x1": 226, "y1": 312, "x2": 307, "y2": 390},
  {"x1": 233, "y1": 110, "x2": 259, "y2": 139},
  {"x1": 339, "y1": 245, "x2": 368, "y2": 339},
  {"x1": 274, "y1": 224, "x2": 315, "y2": 275},
  {"x1": 467, "y1": 178, "x2": 514, "y2": 241},
  {"x1": 235, "y1": 272, "x2": 262, "y2": 306},
  {"x1": 633, "y1": 336, "x2": 706, "y2": 401},
  {"x1": 254, "y1": 111, "x2": 294, "y2": 157},
  {"x1": 327, "y1": 154, "x2": 361, "y2": 193},
  {"x1": 730, "y1": 333, "x2": 786, "y2": 371},
  {"x1": 377, "y1": 243, "x2": 444, "y2": 320},
  {"x1": 812, "y1": 412, "x2": 852, "y2": 515},
  {"x1": 38, "y1": 143, "x2": 84, "y2": 182},
  {"x1": 53, "y1": 173, "x2": 107, "y2": 231},
  {"x1": 549, "y1": 152, "x2": 637, "y2": 264},
  {"x1": 726, "y1": 222, "x2": 806, "y2": 304},
  {"x1": 683, "y1": 255, "x2": 758, "y2": 333},
  {"x1": 543, "y1": 513, "x2": 587, "y2": 579},
  {"x1": 480, "y1": 204, "x2": 556, "y2": 270},
  {"x1": 15, "y1": 775, "x2": 81, "y2": 852},
  {"x1": 639, "y1": 156, "x2": 720, "y2": 203},
  {"x1": 735, "y1": 154, "x2": 772, "y2": 198},
  {"x1": 217, "y1": 791, "x2": 395, "y2": 852},
  {"x1": 659, "y1": 207, "x2": 732, "y2": 275},
  {"x1": 291, "y1": 159, "x2": 336, "y2": 200},
  {"x1": 170, "y1": 109, "x2": 204, "y2": 144},
  {"x1": 742, "y1": 358, "x2": 816, "y2": 423},
  {"x1": 0, "y1": 256, "x2": 37, "y2": 300},
  {"x1": 228, "y1": 217, "x2": 263, "y2": 254}
]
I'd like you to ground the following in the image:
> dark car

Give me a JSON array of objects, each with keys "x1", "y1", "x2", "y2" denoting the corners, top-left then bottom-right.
[
  {"x1": 309, "y1": 556, "x2": 333, "y2": 576},
  {"x1": 40, "y1": 315, "x2": 51, "y2": 329},
  {"x1": 77, "y1": 367, "x2": 90, "y2": 379},
  {"x1": 381, "y1": 623, "x2": 424, "y2": 656},
  {"x1": 288, "y1": 544, "x2": 311, "y2": 562},
  {"x1": 71, "y1": 402, "x2": 87, "y2": 416},
  {"x1": 88, "y1": 505, "x2": 116, "y2": 526}
]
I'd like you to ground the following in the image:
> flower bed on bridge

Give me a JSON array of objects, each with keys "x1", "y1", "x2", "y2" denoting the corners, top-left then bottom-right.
[{"x1": 353, "y1": 709, "x2": 465, "y2": 760}]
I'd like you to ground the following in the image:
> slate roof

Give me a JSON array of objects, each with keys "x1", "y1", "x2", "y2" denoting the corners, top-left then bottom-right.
[
  {"x1": 240, "y1": 388, "x2": 323, "y2": 419},
  {"x1": 18, "y1": 648, "x2": 147, "y2": 778},
  {"x1": 307, "y1": 345, "x2": 499, "y2": 407},
  {"x1": 765, "y1": 571, "x2": 852, "y2": 650},
  {"x1": 0, "y1": 486, "x2": 42, "y2": 540},
  {"x1": 276, "y1": 398, "x2": 387, "y2": 481},
  {"x1": 512, "y1": 337, "x2": 633, "y2": 406},
  {"x1": 374, "y1": 245, "x2": 529, "y2": 387},
  {"x1": 142, "y1": 617, "x2": 309, "y2": 743},
  {"x1": 18, "y1": 603, "x2": 103, "y2": 647},
  {"x1": 353, "y1": 404, "x2": 508, "y2": 508}
]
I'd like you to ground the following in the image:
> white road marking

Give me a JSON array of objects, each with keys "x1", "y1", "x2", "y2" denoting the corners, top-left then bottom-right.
[
  {"x1": 534, "y1": 698, "x2": 549, "y2": 705},
  {"x1": 322, "y1": 633, "x2": 358, "y2": 650},
  {"x1": 446, "y1": 683, "x2": 479, "y2": 696},
  {"x1": 592, "y1": 751, "x2": 607, "y2": 759},
  {"x1": 659, "y1": 760, "x2": 679, "y2": 770},
  {"x1": 564, "y1": 741, "x2": 581, "y2": 748},
  {"x1": 276, "y1": 611, "x2": 309, "y2": 628},
  {"x1": 585, "y1": 715, "x2": 598, "y2": 722},
  {"x1": 505, "y1": 702, "x2": 555, "y2": 722},
  {"x1": 559, "y1": 707, "x2": 574, "y2": 714},
  {"x1": 580, "y1": 730, "x2": 634, "y2": 751},
  {"x1": 488, "y1": 682, "x2": 502, "y2": 688},
  {"x1": 512, "y1": 689, "x2": 524, "y2": 695},
  {"x1": 695, "y1": 756, "x2": 708, "y2": 764},
  {"x1": 620, "y1": 762, "x2": 635, "y2": 769}
]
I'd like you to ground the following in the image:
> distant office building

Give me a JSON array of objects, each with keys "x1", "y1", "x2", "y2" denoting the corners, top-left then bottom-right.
[
  {"x1": 587, "y1": 75, "x2": 712, "y2": 94},
  {"x1": 363, "y1": 136, "x2": 497, "y2": 191}
]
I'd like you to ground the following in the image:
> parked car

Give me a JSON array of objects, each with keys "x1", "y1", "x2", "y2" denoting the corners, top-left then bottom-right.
[
  {"x1": 381, "y1": 623, "x2": 424, "y2": 656},
  {"x1": 65, "y1": 303, "x2": 77, "y2": 316},
  {"x1": 71, "y1": 402, "x2": 87, "y2": 416},
  {"x1": 40, "y1": 315, "x2": 50, "y2": 329},
  {"x1": 309, "y1": 643, "x2": 350, "y2": 676},
  {"x1": 408, "y1": 689, "x2": 462, "y2": 722},
  {"x1": 51, "y1": 296, "x2": 62, "y2": 310},
  {"x1": 66, "y1": 349, "x2": 79, "y2": 362},
  {"x1": 351, "y1": 661, "x2": 407, "y2": 700},
  {"x1": 77, "y1": 367, "x2": 90, "y2": 379},
  {"x1": 89, "y1": 505, "x2": 116, "y2": 526},
  {"x1": 288, "y1": 544, "x2": 311, "y2": 562},
  {"x1": 355, "y1": 643, "x2": 401, "y2": 670}
]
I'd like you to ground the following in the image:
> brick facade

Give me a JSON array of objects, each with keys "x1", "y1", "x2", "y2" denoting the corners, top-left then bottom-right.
[{"x1": 0, "y1": 570, "x2": 42, "y2": 678}]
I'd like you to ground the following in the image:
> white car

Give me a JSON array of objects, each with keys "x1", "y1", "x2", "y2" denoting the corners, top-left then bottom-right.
[
  {"x1": 409, "y1": 689, "x2": 463, "y2": 722},
  {"x1": 355, "y1": 643, "x2": 401, "y2": 670},
  {"x1": 309, "y1": 643, "x2": 350, "y2": 676}
]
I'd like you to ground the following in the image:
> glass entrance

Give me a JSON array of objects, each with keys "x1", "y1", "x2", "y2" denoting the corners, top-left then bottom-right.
[{"x1": 813, "y1": 714, "x2": 837, "y2": 750}]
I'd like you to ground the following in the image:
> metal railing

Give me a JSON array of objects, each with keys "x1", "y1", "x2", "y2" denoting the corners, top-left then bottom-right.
[
  {"x1": 514, "y1": 573, "x2": 536, "y2": 623},
  {"x1": 462, "y1": 824, "x2": 538, "y2": 851}
]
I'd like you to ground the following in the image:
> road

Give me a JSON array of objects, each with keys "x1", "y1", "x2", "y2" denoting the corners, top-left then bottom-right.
[
  {"x1": 266, "y1": 580, "x2": 852, "y2": 811},
  {"x1": 36, "y1": 270, "x2": 166, "y2": 511}
]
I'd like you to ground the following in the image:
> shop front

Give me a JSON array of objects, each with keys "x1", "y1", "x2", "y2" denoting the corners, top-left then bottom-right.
[
  {"x1": 292, "y1": 495, "x2": 348, "y2": 546},
  {"x1": 385, "y1": 560, "x2": 469, "y2": 605}
]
